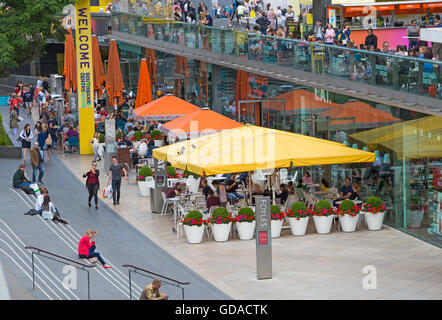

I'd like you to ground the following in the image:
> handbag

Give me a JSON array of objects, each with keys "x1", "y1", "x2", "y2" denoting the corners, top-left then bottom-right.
[{"x1": 45, "y1": 134, "x2": 52, "y2": 146}]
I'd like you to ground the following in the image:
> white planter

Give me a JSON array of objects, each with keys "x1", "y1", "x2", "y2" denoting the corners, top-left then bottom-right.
[
  {"x1": 288, "y1": 216, "x2": 309, "y2": 236},
  {"x1": 98, "y1": 143, "x2": 105, "y2": 157},
  {"x1": 408, "y1": 210, "x2": 424, "y2": 229},
  {"x1": 133, "y1": 141, "x2": 141, "y2": 149},
  {"x1": 312, "y1": 215, "x2": 334, "y2": 234},
  {"x1": 235, "y1": 221, "x2": 256, "y2": 240},
  {"x1": 365, "y1": 211, "x2": 385, "y2": 231},
  {"x1": 211, "y1": 222, "x2": 231, "y2": 242},
  {"x1": 154, "y1": 139, "x2": 164, "y2": 147},
  {"x1": 137, "y1": 180, "x2": 150, "y2": 197},
  {"x1": 339, "y1": 214, "x2": 359, "y2": 232},
  {"x1": 271, "y1": 219, "x2": 283, "y2": 238},
  {"x1": 137, "y1": 142, "x2": 148, "y2": 157},
  {"x1": 184, "y1": 225, "x2": 205, "y2": 244}
]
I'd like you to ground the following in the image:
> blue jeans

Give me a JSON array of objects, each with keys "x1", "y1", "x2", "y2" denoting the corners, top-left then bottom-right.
[
  {"x1": 17, "y1": 181, "x2": 31, "y2": 188},
  {"x1": 32, "y1": 163, "x2": 44, "y2": 183},
  {"x1": 79, "y1": 245, "x2": 106, "y2": 266},
  {"x1": 112, "y1": 180, "x2": 121, "y2": 203},
  {"x1": 227, "y1": 192, "x2": 244, "y2": 203}
]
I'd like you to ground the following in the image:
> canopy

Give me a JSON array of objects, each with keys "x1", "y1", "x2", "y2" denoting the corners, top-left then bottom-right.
[
  {"x1": 105, "y1": 40, "x2": 124, "y2": 107},
  {"x1": 63, "y1": 28, "x2": 77, "y2": 93},
  {"x1": 153, "y1": 125, "x2": 376, "y2": 176},
  {"x1": 134, "y1": 95, "x2": 200, "y2": 121},
  {"x1": 135, "y1": 58, "x2": 153, "y2": 108},
  {"x1": 350, "y1": 116, "x2": 442, "y2": 159},
  {"x1": 91, "y1": 35, "x2": 105, "y2": 97},
  {"x1": 161, "y1": 108, "x2": 243, "y2": 137}
]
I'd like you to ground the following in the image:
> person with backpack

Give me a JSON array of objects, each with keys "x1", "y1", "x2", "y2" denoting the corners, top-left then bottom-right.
[{"x1": 336, "y1": 23, "x2": 351, "y2": 45}]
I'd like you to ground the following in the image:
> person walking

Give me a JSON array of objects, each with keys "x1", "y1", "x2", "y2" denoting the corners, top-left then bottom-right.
[
  {"x1": 30, "y1": 141, "x2": 44, "y2": 184},
  {"x1": 107, "y1": 156, "x2": 127, "y2": 205},
  {"x1": 90, "y1": 132, "x2": 101, "y2": 161},
  {"x1": 19, "y1": 124, "x2": 33, "y2": 162},
  {"x1": 83, "y1": 161, "x2": 100, "y2": 210},
  {"x1": 9, "y1": 106, "x2": 19, "y2": 139},
  {"x1": 78, "y1": 229, "x2": 111, "y2": 268},
  {"x1": 140, "y1": 279, "x2": 168, "y2": 300},
  {"x1": 37, "y1": 123, "x2": 51, "y2": 161}
]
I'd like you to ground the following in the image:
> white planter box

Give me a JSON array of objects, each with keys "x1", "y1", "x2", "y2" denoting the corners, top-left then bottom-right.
[
  {"x1": 184, "y1": 225, "x2": 205, "y2": 244},
  {"x1": 154, "y1": 139, "x2": 164, "y2": 147},
  {"x1": 211, "y1": 222, "x2": 231, "y2": 242},
  {"x1": 137, "y1": 180, "x2": 149, "y2": 197},
  {"x1": 339, "y1": 214, "x2": 359, "y2": 232},
  {"x1": 133, "y1": 141, "x2": 141, "y2": 149},
  {"x1": 288, "y1": 216, "x2": 309, "y2": 236},
  {"x1": 364, "y1": 211, "x2": 385, "y2": 231},
  {"x1": 98, "y1": 143, "x2": 105, "y2": 157},
  {"x1": 312, "y1": 215, "x2": 334, "y2": 234},
  {"x1": 236, "y1": 221, "x2": 256, "y2": 240},
  {"x1": 271, "y1": 219, "x2": 283, "y2": 238}
]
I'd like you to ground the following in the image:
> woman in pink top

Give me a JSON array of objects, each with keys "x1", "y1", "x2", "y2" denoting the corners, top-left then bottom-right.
[
  {"x1": 78, "y1": 229, "x2": 111, "y2": 268},
  {"x1": 324, "y1": 24, "x2": 335, "y2": 45}
]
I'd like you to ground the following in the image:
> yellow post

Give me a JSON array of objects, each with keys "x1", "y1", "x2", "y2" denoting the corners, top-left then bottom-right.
[{"x1": 75, "y1": 0, "x2": 94, "y2": 155}]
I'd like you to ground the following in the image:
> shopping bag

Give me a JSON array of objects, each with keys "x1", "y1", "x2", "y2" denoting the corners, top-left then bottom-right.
[{"x1": 104, "y1": 185, "x2": 113, "y2": 199}]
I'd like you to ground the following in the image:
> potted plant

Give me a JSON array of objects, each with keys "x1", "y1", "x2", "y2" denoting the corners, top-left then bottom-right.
[
  {"x1": 337, "y1": 200, "x2": 360, "y2": 232},
  {"x1": 137, "y1": 166, "x2": 154, "y2": 197},
  {"x1": 115, "y1": 131, "x2": 122, "y2": 141},
  {"x1": 182, "y1": 210, "x2": 206, "y2": 244},
  {"x1": 98, "y1": 133, "x2": 105, "y2": 157},
  {"x1": 150, "y1": 129, "x2": 164, "y2": 147},
  {"x1": 167, "y1": 166, "x2": 178, "y2": 178},
  {"x1": 235, "y1": 207, "x2": 256, "y2": 240},
  {"x1": 312, "y1": 200, "x2": 335, "y2": 234},
  {"x1": 209, "y1": 207, "x2": 234, "y2": 242},
  {"x1": 362, "y1": 196, "x2": 386, "y2": 231},
  {"x1": 131, "y1": 130, "x2": 144, "y2": 149},
  {"x1": 270, "y1": 205, "x2": 285, "y2": 238},
  {"x1": 286, "y1": 202, "x2": 310, "y2": 236}
]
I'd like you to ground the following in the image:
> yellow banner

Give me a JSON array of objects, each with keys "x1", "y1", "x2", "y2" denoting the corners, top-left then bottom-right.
[{"x1": 75, "y1": 0, "x2": 94, "y2": 155}]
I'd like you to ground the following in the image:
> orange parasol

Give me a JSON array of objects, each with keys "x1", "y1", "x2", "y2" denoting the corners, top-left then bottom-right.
[
  {"x1": 135, "y1": 58, "x2": 153, "y2": 108},
  {"x1": 162, "y1": 108, "x2": 243, "y2": 137},
  {"x1": 91, "y1": 35, "x2": 105, "y2": 97},
  {"x1": 134, "y1": 94, "x2": 200, "y2": 121},
  {"x1": 63, "y1": 28, "x2": 77, "y2": 92},
  {"x1": 105, "y1": 40, "x2": 124, "y2": 107}
]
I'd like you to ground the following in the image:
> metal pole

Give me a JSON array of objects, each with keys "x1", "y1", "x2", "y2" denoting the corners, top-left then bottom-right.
[
  {"x1": 87, "y1": 270, "x2": 90, "y2": 300},
  {"x1": 31, "y1": 252, "x2": 35, "y2": 290},
  {"x1": 129, "y1": 270, "x2": 132, "y2": 300},
  {"x1": 182, "y1": 286, "x2": 185, "y2": 300}
]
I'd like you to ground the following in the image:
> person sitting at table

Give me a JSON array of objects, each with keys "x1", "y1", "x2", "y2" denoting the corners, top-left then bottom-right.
[
  {"x1": 166, "y1": 182, "x2": 182, "y2": 198},
  {"x1": 287, "y1": 181, "x2": 295, "y2": 194},
  {"x1": 252, "y1": 182, "x2": 264, "y2": 196},
  {"x1": 212, "y1": 180, "x2": 227, "y2": 207},
  {"x1": 225, "y1": 173, "x2": 244, "y2": 203},
  {"x1": 302, "y1": 171, "x2": 312, "y2": 186},
  {"x1": 321, "y1": 178, "x2": 330, "y2": 191},
  {"x1": 275, "y1": 183, "x2": 289, "y2": 204},
  {"x1": 206, "y1": 189, "x2": 220, "y2": 211},
  {"x1": 339, "y1": 177, "x2": 357, "y2": 200},
  {"x1": 201, "y1": 179, "x2": 212, "y2": 199},
  {"x1": 117, "y1": 134, "x2": 133, "y2": 148},
  {"x1": 296, "y1": 179, "x2": 303, "y2": 189}
]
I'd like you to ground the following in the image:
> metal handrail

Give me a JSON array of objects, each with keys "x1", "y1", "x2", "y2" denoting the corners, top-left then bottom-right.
[
  {"x1": 25, "y1": 245, "x2": 95, "y2": 300},
  {"x1": 122, "y1": 264, "x2": 190, "y2": 300}
]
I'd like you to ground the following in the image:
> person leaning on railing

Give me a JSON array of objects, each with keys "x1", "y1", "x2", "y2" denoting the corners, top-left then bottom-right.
[{"x1": 140, "y1": 279, "x2": 168, "y2": 300}]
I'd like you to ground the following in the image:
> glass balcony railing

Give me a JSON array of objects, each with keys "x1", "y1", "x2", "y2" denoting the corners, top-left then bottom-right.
[{"x1": 112, "y1": 12, "x2": 442, "y2": 101}]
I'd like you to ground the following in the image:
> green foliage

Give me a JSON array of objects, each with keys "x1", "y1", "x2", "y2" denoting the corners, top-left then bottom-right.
[
  {"x1": 98, "y1": 133, "x2": 105, "y2": 143},
  {"x1": 115, "y1": 131, "x2": 122, "y2": 140},
  {"x1": 138, "y1": 166, "x2": 153, "y2": 181},
  {"x1": 291, "y1": 201, "x2": 307, "y2": 212},
  {"x1": 182, "y1": 210, "x2": 203, "y2": 226},
  {"x1": 184, "y1": 168, "x2": 200, "y2": 178},
  {"x1": 366, "y1": 196, "x2": 382, "y2": 208},
  {"x1": 133, "y1": 131, "x2": 144, "y2": 139},
  {"x1": 150, "y1": 129, "x2": 163, "y2": 140},
  {"x1": 314, "y1": 200, "x2": 332, "y2": 211},
  {"x1": 238, "y1": 207, "x2": 254, "y2": 217},
  {"x1": 185, "y1": 210, "x2": 203, "y2": 220},
  {"x1": 339, "y1": 200, "x2": 355, "y2": 212},
  {"x1": 271, "y1": 205, "x2": 281, "y2": 215},
  {"x1": 167, "y1": 166, "x2": 176, "y2": 177},
  {"x1": 210, "y1": 207, "x2": 229, "y2": 224},
  {"x1": 0, "y1": 0, "x2": 76, "y2": 76},
  {"x1": 0, "y1": 114, "x2": 12, "y2": 146}
]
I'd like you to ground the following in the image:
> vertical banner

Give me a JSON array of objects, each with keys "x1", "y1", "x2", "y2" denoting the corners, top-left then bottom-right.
[
  {"x1": 75, "y1": 0, "x2": 94, "y2": 155},
  {"x1": 255, "y1": 196, "x2": 272, "y2": 280}
]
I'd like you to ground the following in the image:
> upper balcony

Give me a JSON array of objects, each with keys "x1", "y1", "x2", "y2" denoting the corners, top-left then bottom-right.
[{"x1": 109, "y1": 12, "x2": 442, "y2": 116}]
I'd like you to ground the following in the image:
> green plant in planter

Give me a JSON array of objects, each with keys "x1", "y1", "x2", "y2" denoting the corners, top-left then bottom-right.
[
  {"x1": 182, "y1": 210, "x2": 204, "y2": 226},
  {"x1": 270, "y1": 205, "x2": 285, "y2": 220},
  {"x1": 237, "y1": 207, "x2": 255, "y2": 223},
  {"x1": 137, "y1": 166, "x2": 153, "y2": 181},
  {"x1": 338, "y1": 200, "x2": 360, "y2": 216},
  {"x1": 210, "y1": 207, "x2": 233, "y2": 224},
  {"x1": 184, "y1": 168, "x2": 201, "y2": 178},
  {"x1": 115, "y1": 131, "x2": 122, "y2": 141},
  {"x1": 363, "y1": 196, "x2": 385, "y2": 213},
  {"x1": 286, "y1": 201, "x2": 309, "y2": 219},
  {"x1": 133, "y1": 130, "x2": 144, "y2": 141},
  {"x1": 150, "y1": 129, "x2": 163, "y2": 140},
  {"x1": 167, "y1": 166, "x2": 177, "y2": 178},
  {"x1": 98, "y1": 133, "x2": 105, "y2": 143},
  {"x1": 313, "y1": 200, "x2": 334, "y2": 216}
]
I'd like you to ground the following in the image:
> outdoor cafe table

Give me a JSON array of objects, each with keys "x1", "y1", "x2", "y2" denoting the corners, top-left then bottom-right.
[{"x1": 313, "y1": 190, "x2": 334, "y2": 200}]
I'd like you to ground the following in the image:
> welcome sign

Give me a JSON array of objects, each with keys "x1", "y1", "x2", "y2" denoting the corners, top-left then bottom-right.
[{"x1": 75, "y1": 0, "x2": 94, "y2": 154}]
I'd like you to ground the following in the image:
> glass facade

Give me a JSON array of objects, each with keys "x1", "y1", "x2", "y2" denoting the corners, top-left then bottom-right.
[{"x1": 116, "y1": 31, "x2": 442, "y2": 249}]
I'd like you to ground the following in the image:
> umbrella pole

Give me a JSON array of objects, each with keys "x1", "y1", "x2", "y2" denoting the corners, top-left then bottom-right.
[{"x1": 248, "y1": 171, "x2": 252, "y2": 206}]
